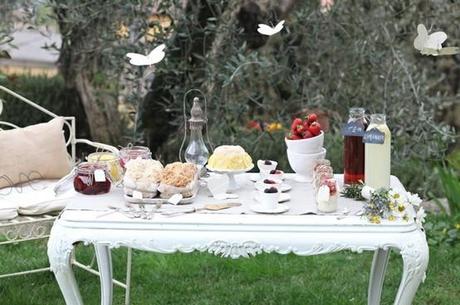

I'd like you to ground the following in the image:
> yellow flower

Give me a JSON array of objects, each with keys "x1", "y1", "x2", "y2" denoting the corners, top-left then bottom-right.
[
  {"x1": 370, "y1": 215, "x2": 381, "y2": 224},
  {"x1": 145, "y1": 14, "x2": 173, "y2": 42},
  {"x1": 389, "y1": 202, "x2": 396, "y2": 211},
  {"x1": 456, "y1": 223, "x2": 460, "y2": 230},
  {"x1": 116, "y1": 23, "x2": 129, "y2": 39},
  {"x1": 388, "y1": 215, "x2": 396, "y2": 221},
  {"x1": 266, "y1": 122, "x2": 283, "y2": 133}
]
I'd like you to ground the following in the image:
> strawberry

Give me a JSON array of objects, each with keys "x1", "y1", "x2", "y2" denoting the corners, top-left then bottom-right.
[
  {"x1": 308, "y1": 121, "x2": 321, "y2": 136},
  {"x1": 302, "y1": 130, "x2": 313, "y2": 139},
  {"x1": 302, "y1": 119, "x2": 311, "y2": 129},
  {"x1": 325, "y1": 179, "x2": 337, "y2": 195},
  {"x1": 296, "y1": 124, "x2": 306, "y2": 134},
  {"x1": 290, "y1": 118, "x2": 303, "y2": 132},
  {"x1": 288, "y1": 133, "x2": 302, "y2": 140},
  {"x1": 307, "y1": 113, "x2": 318, "y2": 123}
]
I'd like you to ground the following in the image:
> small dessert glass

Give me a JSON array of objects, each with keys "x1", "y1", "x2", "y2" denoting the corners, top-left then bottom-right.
[{"x1": 316, "y1": 178, "x2": 338, "y2": 212}]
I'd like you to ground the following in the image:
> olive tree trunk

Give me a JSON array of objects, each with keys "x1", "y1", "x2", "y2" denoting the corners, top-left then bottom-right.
[
  {"x1": 74, "y1": 73, "x2": 121, "y2": 144},
  {"x1": 54, "y1": 3, "x2": 123, "y2": 145}
]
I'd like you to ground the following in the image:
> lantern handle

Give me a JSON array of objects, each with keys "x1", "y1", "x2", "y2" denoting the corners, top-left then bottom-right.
[{"x1": 179, "y1": 88, "x2": 214, "y2": 162}]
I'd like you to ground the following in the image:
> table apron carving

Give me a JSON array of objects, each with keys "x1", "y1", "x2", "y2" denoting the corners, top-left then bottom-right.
[{"x1": 47, "y1": 222, "x2": 428, "y2": 305}]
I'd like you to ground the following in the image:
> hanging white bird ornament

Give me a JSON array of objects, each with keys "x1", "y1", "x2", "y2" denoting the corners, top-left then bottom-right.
[
  {"x1": 413, "y1": 24, "x2": 459, "y2": 56},
  {"x1": 126, "y1": 44, "x2": 166, "y2": 66},
  {"x1": 257, "y1": 20, "x2": 285, "y2": 36}
]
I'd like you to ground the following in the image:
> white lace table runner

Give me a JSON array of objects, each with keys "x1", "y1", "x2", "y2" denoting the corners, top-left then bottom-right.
[{"x1": 65, "y1": 174, "x2": 406, "y2": 217}]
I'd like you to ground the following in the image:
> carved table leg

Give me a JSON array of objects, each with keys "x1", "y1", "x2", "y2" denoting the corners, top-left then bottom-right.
[
  {"x1": 47, "y1": 230, "x2": 83, "y2": 305},
  {"x1": 95, "y1": 244, "x2": 113, "y2": 305},
  {"x1": 394, "y1": 234, "x2": 429, "y2": 305},
  {"x1": 368, "y1": 248, "x2": 390, "y2": 305}
]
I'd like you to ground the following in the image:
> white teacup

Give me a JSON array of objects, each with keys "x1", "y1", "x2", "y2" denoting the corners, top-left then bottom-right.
[
  {"x1": 259, "y1": 178, "x2": 282, "y2": 190},
  {"x1": 257, "y1": 160, "x2": 278, "y2": 178},
  {"x1": 259, "y1": 187, "x2": 280, "y2": 210},
  {"x1": 267, "y1": 170, "x2": 284, "y2": 181}
]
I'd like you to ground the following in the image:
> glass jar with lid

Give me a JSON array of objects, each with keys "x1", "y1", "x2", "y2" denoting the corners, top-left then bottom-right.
[
  {"x1": 119, "y1": 145, "x2": 152, "y2": 168},
  {"x1": 87, "y1": 152, "x2": 123, "y2": 184},
  {"x1": 73, "y1": 162, "x2": 112, "y2": 195}
]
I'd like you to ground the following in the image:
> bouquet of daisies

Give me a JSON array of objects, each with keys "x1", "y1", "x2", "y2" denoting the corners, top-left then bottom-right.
[{"x1": 360, "y1": 186, "x2": 425, "y2": 228}]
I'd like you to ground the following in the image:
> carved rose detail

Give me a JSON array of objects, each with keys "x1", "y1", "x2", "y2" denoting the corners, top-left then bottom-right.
[{"x1": 201, "y1": 240, "x2": 264, "y2": 258}]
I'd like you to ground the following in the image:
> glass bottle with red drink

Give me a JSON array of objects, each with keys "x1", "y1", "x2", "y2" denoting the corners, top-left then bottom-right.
[{"x1": 342, "y1": 107, "x2": 368, "y2": 184}]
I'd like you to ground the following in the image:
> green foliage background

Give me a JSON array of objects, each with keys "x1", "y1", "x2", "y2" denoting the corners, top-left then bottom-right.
[{"x1": 146, "y1": 0, "x2": 457, "y2": 195}]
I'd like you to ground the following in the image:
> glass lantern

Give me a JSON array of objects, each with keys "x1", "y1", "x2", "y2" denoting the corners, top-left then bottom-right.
[{"x1": 184, "y1": 97, "x2": 209, "y2": 168}]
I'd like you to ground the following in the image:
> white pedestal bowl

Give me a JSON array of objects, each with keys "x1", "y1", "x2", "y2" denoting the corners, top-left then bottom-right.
[
  {"x1": 287, "y1": 148, "x2": 327, "y2": 182},
  {"x1": 284, "y1": 131, "x2": 324, "y2": 154}
]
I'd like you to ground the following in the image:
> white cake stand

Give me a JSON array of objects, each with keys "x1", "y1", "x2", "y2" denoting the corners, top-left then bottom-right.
[{"x1": 206, "y1": 165, "x2": 254, "y2": 192}]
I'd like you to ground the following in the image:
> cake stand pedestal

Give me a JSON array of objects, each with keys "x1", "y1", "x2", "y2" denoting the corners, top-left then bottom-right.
[{"x1": 206, "y1": 165, "x2": 254, "y2": 192}]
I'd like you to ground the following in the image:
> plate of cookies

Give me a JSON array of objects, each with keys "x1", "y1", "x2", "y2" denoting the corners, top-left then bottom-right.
[{"x1": 123, "y1": 160, "x2": 199, "y2": 205}]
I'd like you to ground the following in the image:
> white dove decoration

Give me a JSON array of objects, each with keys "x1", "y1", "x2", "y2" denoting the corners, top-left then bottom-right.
[
  {"x1": 413, "y1": 24, "x2": 459, "y2": 56},
  {"x1": 126, "y1": 44, "x2": 166, "y2": 66},
  {"x1": 257, "y1": 20, "x2": 285, "y2": 36}
]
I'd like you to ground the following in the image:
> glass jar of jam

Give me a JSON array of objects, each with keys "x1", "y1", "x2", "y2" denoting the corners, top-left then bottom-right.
[
  {"x1": 119, "y1": 145, "x2": 152, "y2": 168},
  {"x1": 73, "y1": 162, "x2": 111, "y2": 195},
  {"x1": 87, "y1": 152, "x2": 123, "y2": 184}
]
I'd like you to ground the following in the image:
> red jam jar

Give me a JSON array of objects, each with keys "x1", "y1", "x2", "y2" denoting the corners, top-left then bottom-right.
[
  {"x1": 119, "y1": 146, "x2": 152, "y2": 168},
  {"x1": 73, "y1": 162, "x2": 111, "y2": 195}
]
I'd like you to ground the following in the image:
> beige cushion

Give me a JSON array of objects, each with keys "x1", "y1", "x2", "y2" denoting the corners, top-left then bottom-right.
[{"x1": 0, "y1": 117, "x2": 71, "y2": 189}]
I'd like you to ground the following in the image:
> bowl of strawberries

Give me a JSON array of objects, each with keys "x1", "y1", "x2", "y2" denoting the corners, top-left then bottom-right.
[
  {"x1": 285, "y1": 113, "x2": 327, "y2": 182},
  {"x1": 285, "y1": 113, "x2": 324, "y2": 154}
]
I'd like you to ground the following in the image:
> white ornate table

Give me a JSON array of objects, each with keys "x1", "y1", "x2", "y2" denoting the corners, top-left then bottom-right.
[{"x1": 47, "y1": 174, "x2": 428, "y2": 305}]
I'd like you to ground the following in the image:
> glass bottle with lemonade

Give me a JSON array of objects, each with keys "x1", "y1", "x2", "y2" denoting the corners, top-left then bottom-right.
[{"x1": 364, "y1": 114, "x2": 391, "y2": 189}]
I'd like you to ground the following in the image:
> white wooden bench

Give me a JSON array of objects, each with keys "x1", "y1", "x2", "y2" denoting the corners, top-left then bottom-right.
[{"x1": 0, "y1": 85, "x2": 132, "y2": 305}]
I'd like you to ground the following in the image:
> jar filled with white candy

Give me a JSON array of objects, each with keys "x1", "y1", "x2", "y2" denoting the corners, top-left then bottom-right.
[{"x1": 316, "y1": 178, "x2": 338, "y2": 213}]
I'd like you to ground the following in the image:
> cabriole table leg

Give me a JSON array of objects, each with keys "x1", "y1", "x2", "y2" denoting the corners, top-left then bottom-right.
[
  {"x1": 47, "y1": 230, "x2": 83, "y2": 305},
  {"x1": 95, "y1": 244, "x2": 113, "y2": 305},
  {"x1": 368, "y1": 248, "x2": 391, "y2": 305},
  {"x1": 393, "y1": 236, "x2": 429, "y2": 305}
]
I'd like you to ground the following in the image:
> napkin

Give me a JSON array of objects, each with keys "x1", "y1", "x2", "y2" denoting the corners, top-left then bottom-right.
[
  {"x1": 206, "y1": 174, "x2": 229, "y2": 198},
  {"x1": 0, "y1": 179, "x2": 76, "y2": 216}
]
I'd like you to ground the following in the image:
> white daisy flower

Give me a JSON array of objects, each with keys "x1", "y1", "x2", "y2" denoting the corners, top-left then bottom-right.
[
  {"x1": 389, "y1": 190, "x2": 406, "y2": 205},
  {"x1": 407, "y1": 192, "x2": 422, "y2": 207},
  {"x1": 415, "y1": 207, "x2": 426, "y2": 229},
  {"x1": 361, "y1": 185, "x2": 375, "y2": 200}
]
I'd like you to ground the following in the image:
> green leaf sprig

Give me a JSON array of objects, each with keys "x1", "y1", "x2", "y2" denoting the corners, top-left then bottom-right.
[{"x1": 340, "y1": 182, "x2": 365, "y2": 201}]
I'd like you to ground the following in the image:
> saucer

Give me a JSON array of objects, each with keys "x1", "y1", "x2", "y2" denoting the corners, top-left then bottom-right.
[
  {"x1": 253, "y1": 192, "x2": 291, "y2": 203},
  {"x1": 250, "y1": 203, "x2": 289, "y2": 214},
  {"x1": 254, "y1": 181, "x2": 292, "y2": 192},
  {"x1": 250, "y1": 173, "x2": 286, "y2": 182}
]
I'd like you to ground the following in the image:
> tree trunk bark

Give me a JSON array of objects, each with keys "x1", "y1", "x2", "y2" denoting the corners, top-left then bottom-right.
[
  {"x1": 54, "y1": 3, "x2": 123, "y2": 145},
  {"x1": 74, "y1": 73, "x2": 121, "y2": 144}
]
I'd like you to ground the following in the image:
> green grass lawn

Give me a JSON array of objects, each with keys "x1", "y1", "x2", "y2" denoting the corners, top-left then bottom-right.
[{"x1": 0, "y1": 236, "x2": 459, "y2": 305}]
